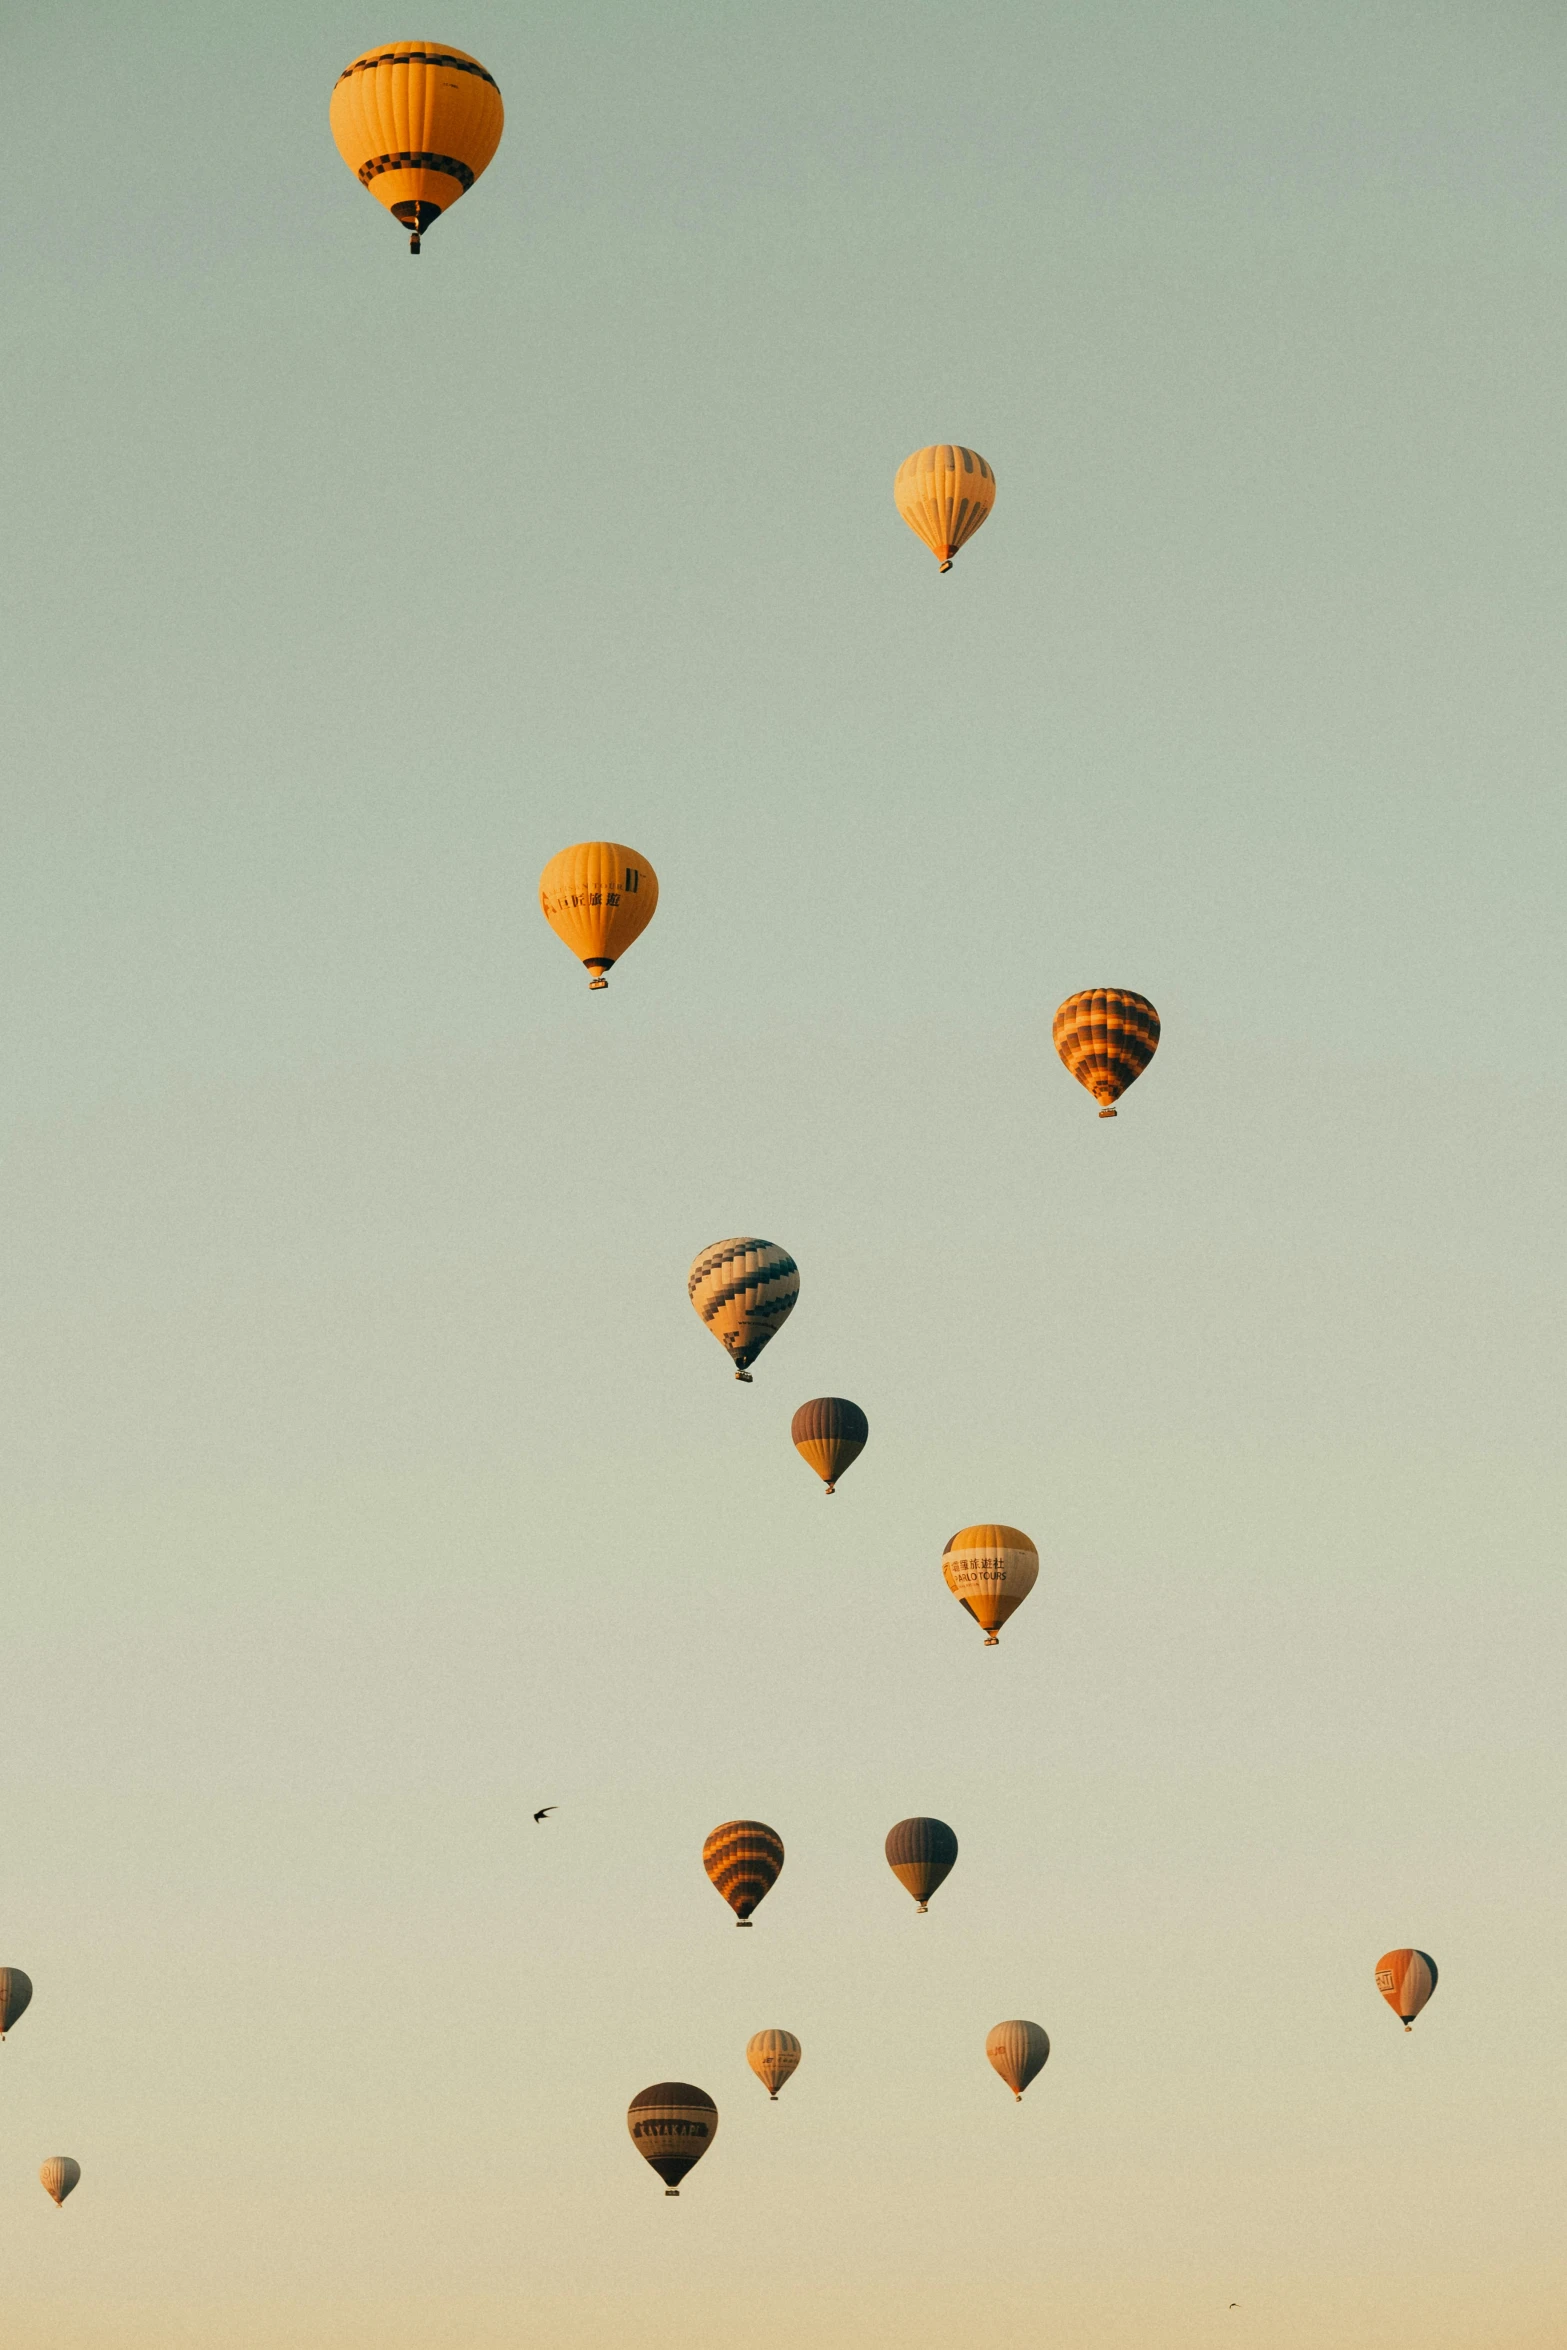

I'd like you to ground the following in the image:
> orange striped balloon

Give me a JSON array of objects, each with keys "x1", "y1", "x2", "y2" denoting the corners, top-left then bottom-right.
[
  {"x1": 894, "y1": 446, "x2": 996, "y2": 572},
  {"x1": 1053, "y1": 989, "x2": 1160, "y2": 1118},
  {"x1": 986, "y1": 2019, "x2": 1050, "y2": 2102},
  {"x1": 703, "y1": 1819, "x2": 784, "y2": 1925},
  {"x1": 1374, "y1": 1948, "x2": 1437, "y2": 2030},
  {"x1": 746, "y1": 2028, "x2": 802, "y2": 2101}
]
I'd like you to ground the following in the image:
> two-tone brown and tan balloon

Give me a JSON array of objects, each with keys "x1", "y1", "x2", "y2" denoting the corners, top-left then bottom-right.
[
  {"x1": 703, "y1": 1819, "x2": 785, "y2": 1925},
  {"x1": 1375, "y1": 1948, "x2": 1438, "y2": 2030},
  {"x1": 689, "y1": 1239, "x2": 799, "y2": 1380}
]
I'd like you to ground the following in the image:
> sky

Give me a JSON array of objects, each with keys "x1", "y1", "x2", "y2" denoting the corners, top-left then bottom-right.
[{"x1": 1, "y1": 2, "x2": 1565, "y2": 2345}]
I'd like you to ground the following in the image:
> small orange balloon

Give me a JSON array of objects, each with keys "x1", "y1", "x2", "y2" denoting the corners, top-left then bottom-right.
[
  {"x1": 539, "y1": 843, "x2": 658, "y2": 990},
  {"x1": 894, "y1": 446, "x2": 996, "y2": 572},
  {"x1": 1374, "y1": 1949, "x2": 1437, "y2": 2030}
]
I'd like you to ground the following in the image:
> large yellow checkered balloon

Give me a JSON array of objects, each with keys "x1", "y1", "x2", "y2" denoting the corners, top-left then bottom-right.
[{"x1": 330, "y1": 43, "x2": 504, "y2": 254}]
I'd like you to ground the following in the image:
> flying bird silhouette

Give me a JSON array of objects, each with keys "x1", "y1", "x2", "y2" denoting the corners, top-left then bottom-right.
[{"x1": 533, "y1": 1807, "x2": 556, "y2": 1823}]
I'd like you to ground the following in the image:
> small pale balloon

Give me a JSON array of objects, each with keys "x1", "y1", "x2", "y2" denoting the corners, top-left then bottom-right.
[
  {"x1": 746, "y1": 2029, "x2": 801, "y2": 2100},
  {"x1": 627, "y1": 2083, "x2": 718, "y2": 2195},
  {"x1": 330, "y1": 42, "x2": 505, "y2": 254},
  {"x1": 986, "y1": 2019, "x2": 1050, "y2": 2101},
  {"x1": 40, "y1": 2157, "x2": 80, "y2": 2207}
]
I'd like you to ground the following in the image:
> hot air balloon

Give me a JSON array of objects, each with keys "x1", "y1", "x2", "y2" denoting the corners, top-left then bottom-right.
[
  {"x1": 942, "y1": 1524, "x2": 1038, "y2": 1646},
  {"x1": 40, "y1": 2158, "x2": 80, "y2": 2208},
  {"x1": 986, "y1": 2019, "x2": 1050, "y2": 2102},
  {"x1": 539, "y1": 842, "x2": 658, "y2": 990},
  {"x1": 894, "y1": 446, "x2": 996, "y2": 572},
  {"x1": 791, "y1": 1397, "x2": 868, "y2": 1494},
  {"x1": 746, "y1": 2029, "x2": 801, "y2": 2101},
  {"x1": 1053, "y1": 989, "x2": 1160, "y2": 1118},
  {"x1": 329, "y1": 42, "x2": 505, "y2": 254},
  {"x1": 885, "y1": 1817, "x2": 958, "y2": 1913},
  {"x1": 703, "y1": 1820, "x2": 784, "y2": 1925},
  {"x1": 0, "y1": 1968, "x2": 33, "y2": 2038},
  {"x1": 1375, "y1": 1949, "x2": 1438, "y2": 2031},
  {"x1": 627, "y1": 2083, "x2": 718, "y2": 2195},
  {"x1": 688, "y1": 1239, "x2": 798, "y2": 1380}
]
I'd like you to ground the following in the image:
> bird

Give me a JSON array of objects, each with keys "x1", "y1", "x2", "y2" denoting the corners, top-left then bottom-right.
[{"x1": 533, "y1": 1807, "x2": 556, "y2": 1823}]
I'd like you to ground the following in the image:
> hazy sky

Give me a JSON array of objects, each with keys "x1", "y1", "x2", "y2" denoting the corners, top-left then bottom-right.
[{"x1": 2, "y1": 4, "x2": 1565, "y2": 2346}]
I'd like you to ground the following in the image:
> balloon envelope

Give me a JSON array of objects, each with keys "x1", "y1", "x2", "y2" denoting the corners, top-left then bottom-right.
[
  {"x1": 539, "y1": 842, "x2": 658, "y2": 988},
  {"x1": 40, "y1": 2158, "x2": 80, "y2": 2207},
  {"x1": 0, "y1": 1967, "x2": 33, "y2": 2037},
  {"x1": 1053, "y1": 989, "x2": 1160, "y2": 1117},
  {"x1": 689, "y1": 1238, "x2": 799, "y2": 1379},
  {"x1": 791, "y1": 1397, "x2": 868, "y2": 1493},
  {"x1": 746, "y1": 2028, "x2": 802, "y2": 2100},
  {"x1": 885, "y1": 1817, "x2": 958, "y2": 1912},
  {"x1": 329, "y1": 43, "x2": 504, "y2": 252},
  {"x1": 627, "y1": 2083, "x2": 718, "y2": 2194},
  {"x1": 703, "y1": 1820, "x2": 785, "y2": 1924},
  {"x1": 1375, "y1": 1948, "x2": 1437, "y2": 2029},
  {"x1": 942, "y1": 1524, "x2": 1038, "y2": 1644},
  {"x1": 894, "y1": 446, "x2": 996, "y2": 571},
  {"x1": 986, "y1": 2019, "x2": 1050, "y2": 2101}
]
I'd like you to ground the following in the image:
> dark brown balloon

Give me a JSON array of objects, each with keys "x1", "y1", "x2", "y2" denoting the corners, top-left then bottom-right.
[
  {"x1": 885, "y1": 1817, "x2": 958, "y2": 1912},
  {"x1": 627, "y1": 2082, "x2": 719, "y2": 2194},
  {"x1": 791, "y1": 1397, "x2": 868, "y2": 1493}
]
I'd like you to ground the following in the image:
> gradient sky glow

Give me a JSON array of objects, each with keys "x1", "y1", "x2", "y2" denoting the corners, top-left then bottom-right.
[{"x1": 2, "y1": 5, "x2": 1566, "y2": 2346}]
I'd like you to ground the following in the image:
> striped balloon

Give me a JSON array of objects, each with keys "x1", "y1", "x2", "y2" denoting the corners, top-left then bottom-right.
[
  {"x1": 688, "y1": 1238, "x2": 799, "y2": 1380},
  {"x1": 1053, "y1": 989, "x2": 1160, "y2": 1118},
  {"x1": 884, "y1": 1817, "x2": 958, "y2": 1913},
  {"x1": 0, "y1": 1967, "x2": 33, "y2": 2038},
  {"x1": 40, "y1": 2157, "x2": 80, "y2": 2208},
  {"x1": 791, "y1": 1397, "x2": 868, "y2": 1493},
  {"x1": 894, "y1": 445, "x2": 997, "y2": 572},
  {"x1": 627, "y1": 2083, "x2": 718, "y2": 2195},
  {"x1": 942, "y1": 1524, "x2": 1038, "y2": 1645},
  {"x1": 986, "y1": 2019, "x2": 1051, "y2": 2102},
  {"x1": 746, "y1": 2028, "x2": 802, "y2": 2101},
  {"x1": 1375, "y1": 1948, "x2": 1438, "y2": 2030},
  {"x1": 539, "y1": 842, "x2": 658, "y2": 990},
  {"x1": 703, "y1": 1819, "x2": 785, "y2": 1925}
]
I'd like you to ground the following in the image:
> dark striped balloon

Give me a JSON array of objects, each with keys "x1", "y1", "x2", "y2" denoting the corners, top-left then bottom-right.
[
  {"x1": 0, "y1": 1968, "x2": 33, "y2": 2038},
  {"x1": 791, "y1": 1397, "x2": 869, "y2": 1493},
  {"x1": 885, "y1": 1817, "x2": 958, "y2": 1912},
  {"x1": 627, "y1": 2082, "x2": 718, "y2": 2194},
  {"x1": 1053, "y1": 988, "x2": 1160, "y2": 1118},
  {"x1": 703, "y1": 1819, "x2": 785, "y2": 1925}
]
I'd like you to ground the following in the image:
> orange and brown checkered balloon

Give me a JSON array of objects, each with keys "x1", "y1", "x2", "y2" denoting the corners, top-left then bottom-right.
[
  {"x1": 702, "y1": 1820, "x2": 785, "y2": 1925},
  {"x1": 1052, "y1": 989, "x2": 1160, "y2": 1118}
]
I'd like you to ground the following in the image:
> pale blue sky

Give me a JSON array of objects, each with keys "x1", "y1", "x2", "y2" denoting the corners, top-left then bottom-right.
[{"x1": 1, "y1": 5, "x2": 1565, "y2": 2346}]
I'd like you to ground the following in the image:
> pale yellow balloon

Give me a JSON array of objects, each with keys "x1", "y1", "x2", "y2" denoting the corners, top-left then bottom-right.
[
  {"x1": 40, "y1": 2157, "x2": 80, "y2": 2207},
  {"x1": 539, "y1": 842, "x2": 658, "y2": 989},
  {"x1": 894, "y1": 445, "x2": 996, "y2": 571},
  {"x1": 746, "y1": 2028, "x2": 801, "y2": 2101}
]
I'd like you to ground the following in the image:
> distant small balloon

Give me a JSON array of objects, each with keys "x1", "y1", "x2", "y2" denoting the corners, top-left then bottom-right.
[
  {"x1": 894, "y1": 445, "x2": 996, "y2": 572},
  {"x1": 703, "y1": 1820, "x2": 785, "y2": 1925},
  {"x1": 791, "y1": 1397, "x2": 868, "y2": 1493},
  {"x1": 986, "y1": 2019, "x2": 1050, "y2": 2102},
  {"x1": 884, "y1": 1817, "x2": 958, "y2": 1913},
  {"x1": 942, "y1": 1524, "x2": 1038, "y2": 1645},
  {"x1": 0, "y1": 1968, "x2": 33, "y2": 2038},
  {"x1": 1053, "y1": 989, "x2": 1160, "y2": 1118},
  {"x1": 1375, "y1": 1948, "x2": 1438, "y2": 2030},
  {"x1": 688, "y1": 1239, "x2": 799, "y2": 1380},
  {"x1": 746, "y1": 2028, "x2": 802, "y2": 2101},
  {"x1": 540, "y1": 842, "x2": 658, "y2": 990},
  {"x1": 627, "y1": 2083, "x2": 718, "y2": 2195},
  {"x1": 40, "y1": 2158, "x2": 80, "y2": 2208}
]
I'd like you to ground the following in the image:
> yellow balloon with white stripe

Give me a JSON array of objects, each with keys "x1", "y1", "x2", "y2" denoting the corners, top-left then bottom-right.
[{"x1": 942, "y1": 1524, "x2": 1038, "y2": 1645}]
